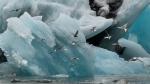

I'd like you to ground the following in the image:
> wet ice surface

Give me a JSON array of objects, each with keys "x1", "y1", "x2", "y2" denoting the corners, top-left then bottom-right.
[{"x1": 1, "y1": 75, "x2": 150, "y2": 84}]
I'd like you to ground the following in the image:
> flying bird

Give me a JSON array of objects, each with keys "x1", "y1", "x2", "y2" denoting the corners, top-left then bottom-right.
[
  {"x1": 10, "y1": 9, "x2": 20, "y2": 12},
  {"x1": 104, "y1": 35, "x2": 112, "y2": 40},
  {"x1": 104, "y1": 30, "x2": 111, "y2": 40},
  {"x1": 71, "y1": 57, "x2": 80, "y2": 61},
  {"x1": 74, "y1": 30, "x2": 79, "y2": 37},
  {"x1": 72, "y1": 42, "x2": 76, "y2": 46},
  {"x1": 117, "y1": 23, "x2": 128, "y2": 32},
  {"x1": 91, "y1": 27, "x2": 97, "y2": 32},
  {"x1": 129, "y1": 57, "x2": 143, "y2": 63},
  {"x1": 48, "y1": 49, "x2": 57, "y2": 54}
]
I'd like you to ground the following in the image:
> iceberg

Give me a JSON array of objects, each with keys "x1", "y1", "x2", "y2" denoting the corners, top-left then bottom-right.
[
  {"x1": 0, "y1": 0, "x2": 149, "y2": 78},
  {"x1": 0, "y1": 12, "x2": 147, "y2": 77}
]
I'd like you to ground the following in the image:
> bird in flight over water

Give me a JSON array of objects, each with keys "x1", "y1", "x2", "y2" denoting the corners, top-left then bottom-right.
[
  {"x1": 74, "y1": 30, "x2": 79, "y2": 37},
  {"x1": 91, "y1": 27, "x2": 97, "y2": 32},
  {"x1": 117, "y1": 23, "x2": 128, "y2": 32},
  {"x1": 104, "y1": 30, "x2": 111, "y2": 40},
  {"x1": 10, "y1": 9, "x2": 20, "y2": 12}
]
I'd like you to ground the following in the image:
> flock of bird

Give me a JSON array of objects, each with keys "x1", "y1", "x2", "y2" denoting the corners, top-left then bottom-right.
[
  {"x1": 9, "y1": 8, "x2": 129, "y2": 65},
  {"x1": 7, "y1": 8, "x2": 129, "y2": 63},
  {"x1": 104, "y1": 23, "x2": 128, "y2": 40},
  {"x1": 45, "y1": 23, "x2": 129, "y2": 62}
]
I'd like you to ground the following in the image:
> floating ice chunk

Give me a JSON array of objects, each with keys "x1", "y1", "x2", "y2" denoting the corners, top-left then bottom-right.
[
  {"x1": 118, "y1": 38, "x2": 150, "y2": 58},
  {"x1": 51, "y1": 74, "x2": 69, "y2": 78}
]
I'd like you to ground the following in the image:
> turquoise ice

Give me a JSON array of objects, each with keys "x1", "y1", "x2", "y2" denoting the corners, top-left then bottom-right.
[{"x1": 126, "y1": 5, "x2": 150, "y2": 54}]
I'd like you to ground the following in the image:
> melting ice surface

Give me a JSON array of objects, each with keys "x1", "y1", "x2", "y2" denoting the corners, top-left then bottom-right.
[{"x1": 0, "y1": 0, "x2": 149, "y2": 77}]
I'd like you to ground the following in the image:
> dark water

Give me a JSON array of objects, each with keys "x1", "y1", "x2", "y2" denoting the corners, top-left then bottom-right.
[{"x1": 1, "y1": 75, "x2": 150, "y2": 84}]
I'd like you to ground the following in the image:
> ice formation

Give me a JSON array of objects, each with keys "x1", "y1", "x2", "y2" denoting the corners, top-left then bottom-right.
[
  {"x1": 118, "y1": 38, "x2": 150, "y2": 60},
  {"x1": 127, "y1": 5, "x2": 150, "y2": 54},
  {"x1": 0, "y1": 0, "x2": 149, "y2": 77}
]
